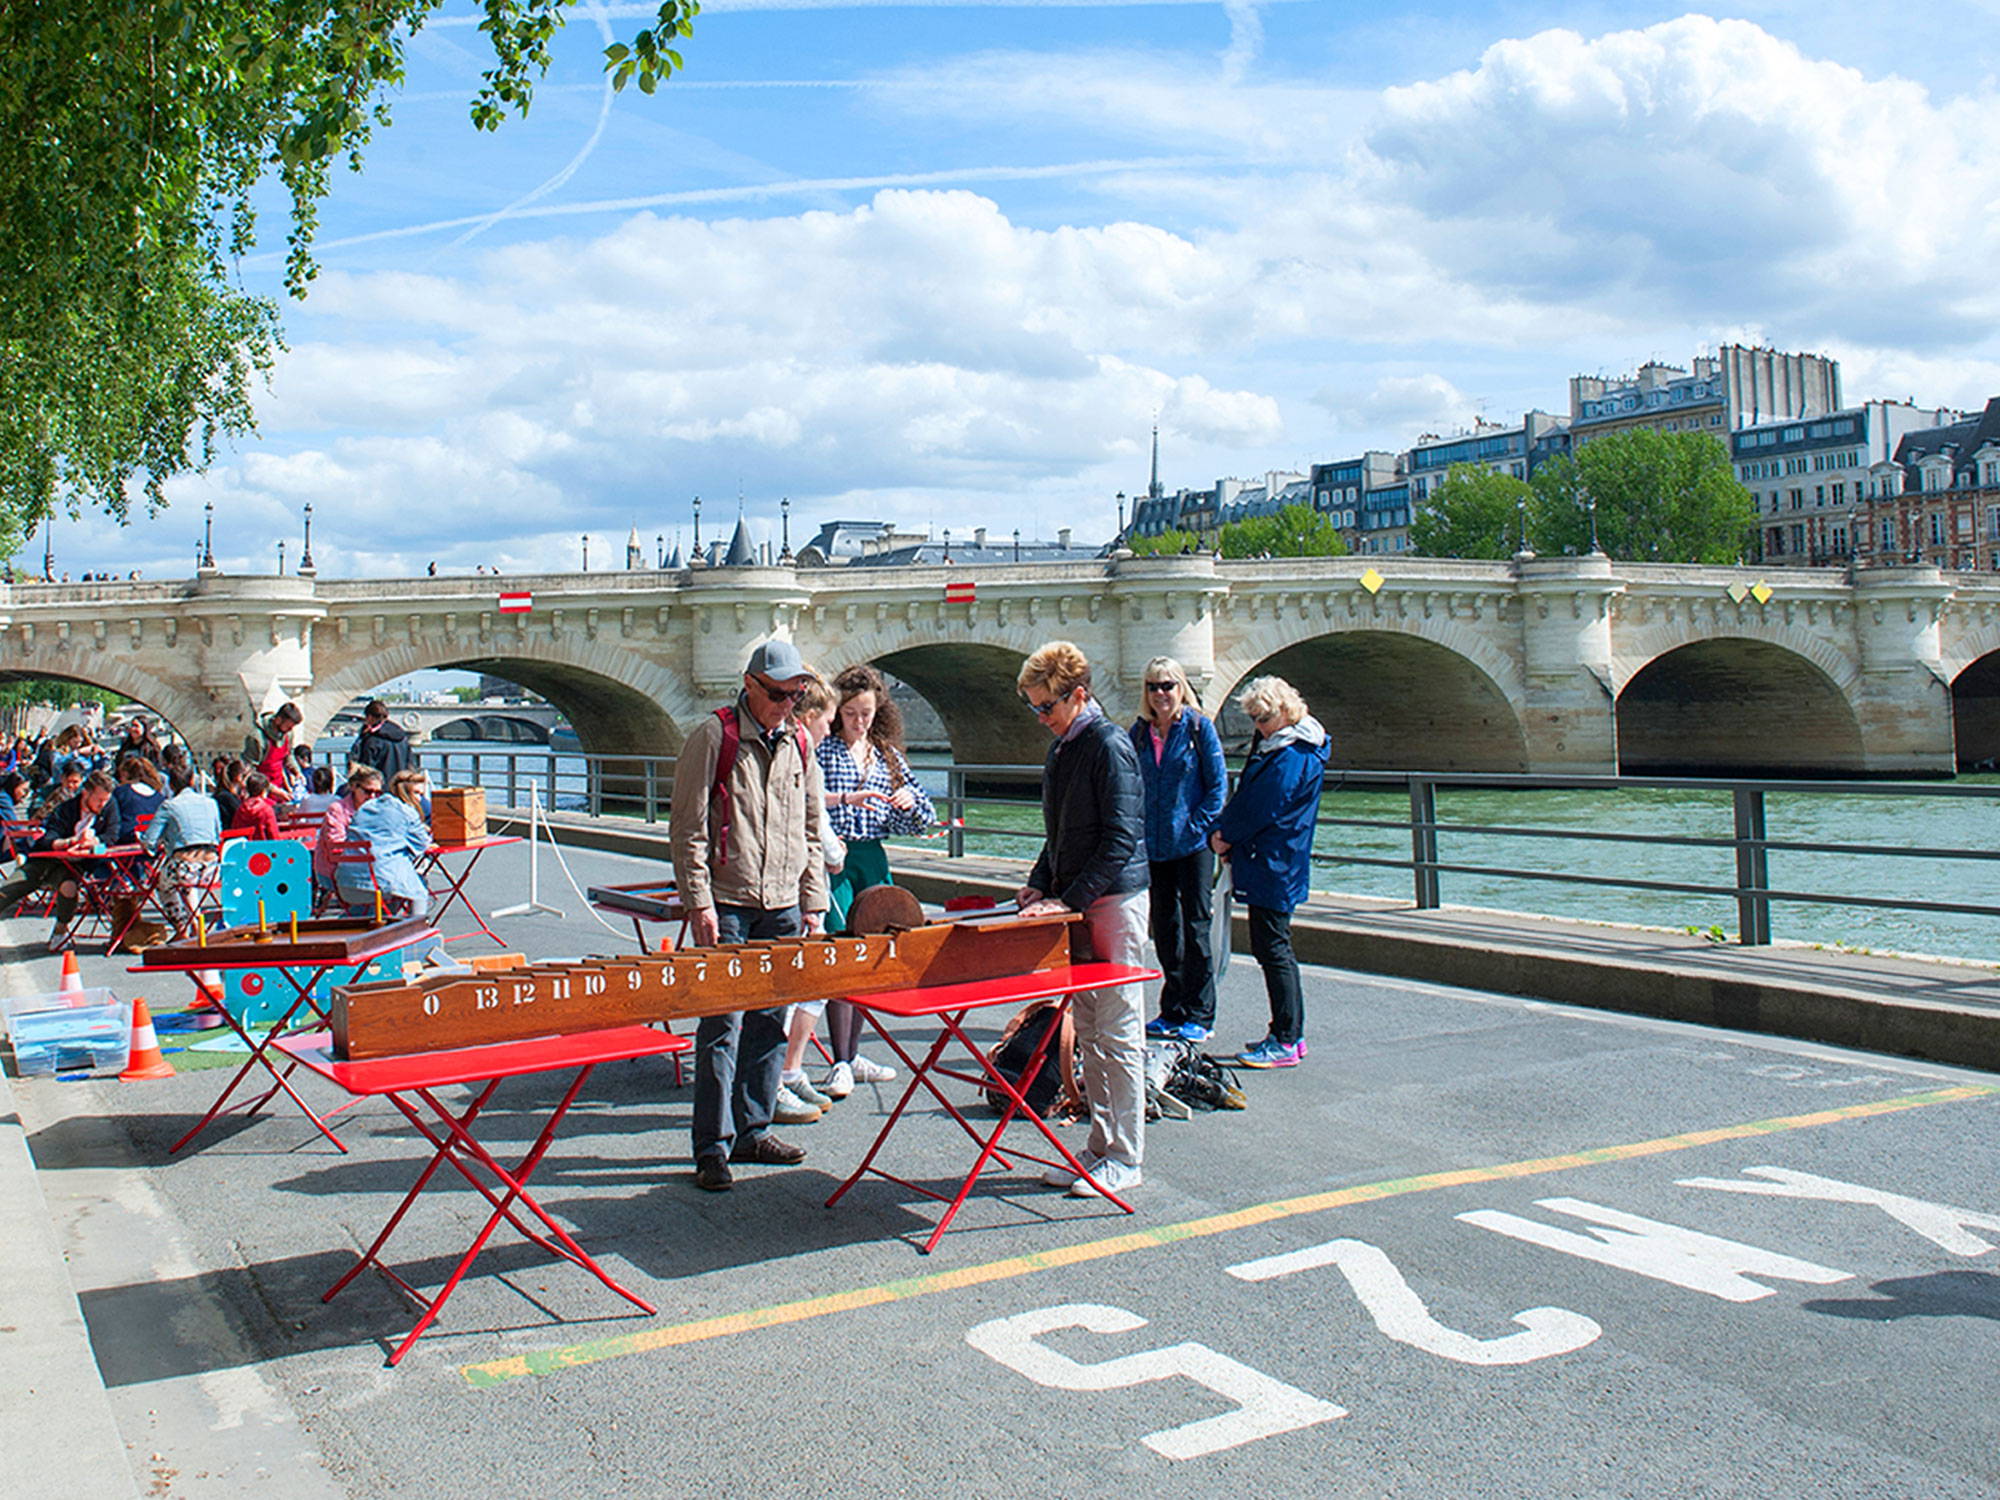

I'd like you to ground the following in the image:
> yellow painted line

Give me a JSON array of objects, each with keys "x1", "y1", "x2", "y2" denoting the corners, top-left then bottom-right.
[{"x1": 460, "y1": 1082, "x2": 1997, "y2": 1388}]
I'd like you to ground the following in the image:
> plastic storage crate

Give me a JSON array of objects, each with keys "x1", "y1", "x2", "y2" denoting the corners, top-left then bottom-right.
[{"x1": 3, "y1": 988, "x2": 132, "y2": 1076}]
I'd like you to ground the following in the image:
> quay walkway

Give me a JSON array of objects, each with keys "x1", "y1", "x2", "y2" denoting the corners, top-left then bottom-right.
[{"x1": 4, "y1": 820, "x2": 2000, "y2": 1497}]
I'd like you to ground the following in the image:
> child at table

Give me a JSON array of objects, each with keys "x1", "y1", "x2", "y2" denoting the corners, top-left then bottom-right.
[{"x1": 229, "y1": 771, "x2": 282, "y2": 841}]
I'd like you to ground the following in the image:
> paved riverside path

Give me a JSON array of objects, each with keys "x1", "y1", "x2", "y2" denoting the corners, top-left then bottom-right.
[{"x1": 4, "y1": 837, "x2": 2000, "y2": 1498}]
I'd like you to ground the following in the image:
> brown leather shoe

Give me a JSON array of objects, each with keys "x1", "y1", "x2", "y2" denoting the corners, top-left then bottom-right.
[
  {"x1": 694, "y1": 1154, "x2": 733, "y2": 1192},
  {"x1": 729, "y1": 1133, "x2": 807, "y2": 1166}
]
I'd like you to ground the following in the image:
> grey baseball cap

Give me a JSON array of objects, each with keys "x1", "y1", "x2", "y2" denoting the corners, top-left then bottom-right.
[{"x1": 746, "y1": 639, "x2": 807, "y2": 681}]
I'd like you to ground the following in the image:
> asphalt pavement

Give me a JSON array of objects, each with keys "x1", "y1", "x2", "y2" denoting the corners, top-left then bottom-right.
[{"x1": 5, "y1": 836, "x2": 2000, "y2": 1498}]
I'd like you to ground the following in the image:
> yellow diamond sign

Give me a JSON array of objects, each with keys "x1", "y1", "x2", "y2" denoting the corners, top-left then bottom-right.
[
  {"x1": 1360, "y1": 568, "x2": 1384, "y2": 595},
  {"x1": 1750, "y1": 581, "x2": 1773, "y2": 605},
  {"x1": 1726, "y1": 583, "x2": 1749, "y2": 604}
]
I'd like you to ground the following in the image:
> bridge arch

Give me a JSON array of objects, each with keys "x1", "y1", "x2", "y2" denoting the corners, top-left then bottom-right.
[
  {"x1": 1949, "y1": 649, "x2": 2000, "y2": 769},
  {"x1": 429, "y1": 714, "x2": 554, "y2": 745},
  {"x1": 1213, "y1": 631, "x2": 1531, "y2": 772},
  {"x1": 1614, "y1": 639, "x2": 1864, "y2": 774},
  {"x1": 821, "y1": 639, "x2": 1047, "y2": 766},
  {"x1": 0, "y1": 659, "x2": 217, "y2": 754},
  {"x1": 300, "y1": 642, "x2": 697, "y2": 757}
]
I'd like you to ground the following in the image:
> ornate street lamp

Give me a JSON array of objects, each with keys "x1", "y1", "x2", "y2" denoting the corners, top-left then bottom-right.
[
  {"x1": 1013, "y1": 528, "x2": 1021, "y2": 562},
  {"x1": 278, "y1": 539, "x2": 287, "y2": 575},
  {"x1": 581, "y1": 534, "x2": 589, "y2": 572},
  {"x1": 656, "y1": 533, "x2": 665, "y2": 568},
  {"x1": 42, "y1": 513, "x2": 53, "y2": 580},
  {"x1": 942, "y1": 528, "x2": 951, "y2": 562},
  {"x1": 692, "y1": 496, "x2": 701, "y2": 553},
  {"x1": 201, "y1": 499, "x2": 215, "y2": 569},
  {"x1": 300, "y1": 501, "x2": 315, "y2": 573},
  {"x1": 780, "y1": 497, "x2": 792, "y2": 562},
  {"x1": 1587, "y1": 492, "x2": 1604, "y2": 556}
]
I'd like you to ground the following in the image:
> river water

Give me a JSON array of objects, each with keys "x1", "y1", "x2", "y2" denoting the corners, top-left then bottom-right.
[{"x1": 322, "y1": 738, "x2": 2000, "y2": 964}]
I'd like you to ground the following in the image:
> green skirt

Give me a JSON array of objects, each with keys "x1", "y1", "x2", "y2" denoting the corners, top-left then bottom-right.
[{"x1": 826, "y1": 838, "x2": 894, "y2": 934}]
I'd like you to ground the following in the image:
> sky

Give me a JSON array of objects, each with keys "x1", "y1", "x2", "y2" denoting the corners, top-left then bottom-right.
[{"x1": 52, "y1": 0, "x2": 2000, "y2": 580}]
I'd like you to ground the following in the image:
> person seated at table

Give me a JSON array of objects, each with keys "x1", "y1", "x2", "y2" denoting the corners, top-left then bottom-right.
[
  {"x1": 31, "y1": 765, "x2": 82, "y2": 821},
  {"x1": 314, "y1": 767, "x2": 381, "y2": 901},
  {"x1": 113, "y1": 717, "x2": 161, "y2": 772},
  {"x1": 113, "y1": 757, "x2": 166, "y2": 843},
  {"x1": 293, "y1": 766, "x2": 340, "y2": 817},
  {"x1": 228, "y1": 770, "x2": 282, "y2": 840},
  {"x1": 388, "y1": 767, "x2": 432, "y2": 823},
  {"x1": 0, "y1": 771, "x2": 34, "y2": 866},
  {"x1": 210, "y1": 757, "x2": 245, "y2": 828},
  {"x1": 141, "y1": 764, "x2": 223, "y2": 938},
  {"x1": 337, "y1": 772, "x2": 432, "y2": 917},
  {"x1": 0, "y1": 770, "x2": 119, "y2": 951}
]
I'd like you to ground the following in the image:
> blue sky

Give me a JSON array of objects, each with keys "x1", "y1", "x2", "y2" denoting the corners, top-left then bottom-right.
[{"x1": 60, "y1": 1, "x2": 2000, "y2": 579}]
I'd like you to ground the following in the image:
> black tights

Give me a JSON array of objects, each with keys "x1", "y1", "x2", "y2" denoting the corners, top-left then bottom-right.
[{"x1": 826, "y1": 999, "x2": 864, "y2": 1063}]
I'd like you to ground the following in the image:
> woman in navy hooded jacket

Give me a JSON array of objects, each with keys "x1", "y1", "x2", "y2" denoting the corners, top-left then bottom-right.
[
  {"x1": 1131, "y1": 656, "x2": 1227, "y2": 1042},
  {"x1": 1210, "y1": 675, "x2": 1329, "y2": 1068}
]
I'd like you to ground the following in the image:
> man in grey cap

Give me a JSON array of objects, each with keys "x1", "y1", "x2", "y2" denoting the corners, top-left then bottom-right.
[{"x1": 670, "y1": 638, "x2": 832, "y2": 1191}]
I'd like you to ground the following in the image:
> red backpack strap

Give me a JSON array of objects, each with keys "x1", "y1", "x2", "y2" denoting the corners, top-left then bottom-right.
[{"x1": 711, "y1": 706, "x2": 740, "y2": 868}]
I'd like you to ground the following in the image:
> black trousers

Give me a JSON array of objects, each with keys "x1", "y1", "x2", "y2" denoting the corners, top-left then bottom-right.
[
  {"x1": 1149, "y1": 847, "x2": 1216, "y2": 1028},
  {"x1": 1247, "y1": 904, "x2": 1302, "y2": 1046}
]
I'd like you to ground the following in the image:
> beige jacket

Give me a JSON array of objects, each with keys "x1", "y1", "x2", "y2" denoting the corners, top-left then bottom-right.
[{"x1": 670, "y1": 701, "x2": 829, "y2": 915}]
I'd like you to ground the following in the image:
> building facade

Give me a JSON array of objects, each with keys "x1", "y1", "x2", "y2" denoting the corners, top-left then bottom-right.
[
  {"x1": 1855, "y1": 398, "x2": 2000, "y2": 572},
  {"x1": 1569, "y1": 345, "x2": 1841, "y2": 448}
]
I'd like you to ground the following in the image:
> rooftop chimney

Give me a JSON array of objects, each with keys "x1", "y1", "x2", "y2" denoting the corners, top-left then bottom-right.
[{"x1": 1057, "y1": 527, "x2": 1071, "y2": 550}]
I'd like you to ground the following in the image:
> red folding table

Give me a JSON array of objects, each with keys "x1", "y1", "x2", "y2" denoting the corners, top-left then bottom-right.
[
  {"x1": 135, "y1": 922, "x2": 440, "y2": 1155},
  {"x1": 826, "y1": 961, "x2": 1159, "y2": 1254},
  {"x1": 419, "y1": 835, "x2": 523, "y2": 946},
  {"x1": 276, "y1": 1025, "x2": 689, "y2": 1366}
]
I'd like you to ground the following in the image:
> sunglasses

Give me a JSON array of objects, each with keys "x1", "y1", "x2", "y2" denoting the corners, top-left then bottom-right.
[
  {"x1": 753, "y1": 675, "x2": 805, "y2": 704},
  {"x1": 1145, "y1": 681, "x2": 1178, "y2": 694},
  {"x1": 1025, "y1": 688, "x2": 1073, "y2": 717}
]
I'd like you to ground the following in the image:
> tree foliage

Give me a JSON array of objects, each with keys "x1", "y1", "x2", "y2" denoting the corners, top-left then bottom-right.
[
  {"x1": 1407, "y1": 431, "x2": 1756, "y2": 564},
  {"x1": 0, "y1": 0, "x2": 696, "y2": 535},
  {"x1": 1127, "y1": 503, "x2": 1349, "y2": 560},
  {"x1": 1408, "y1": 464, "x2": 1533, "y2": 560},
  {"x1": 1530, "y1": 429, "x2": 1755, "y2": 563}
]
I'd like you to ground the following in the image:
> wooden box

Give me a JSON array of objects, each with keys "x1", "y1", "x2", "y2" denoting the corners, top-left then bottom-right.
[{"x1": 432, "y1": 786, "x2": 487, "y2": 844}]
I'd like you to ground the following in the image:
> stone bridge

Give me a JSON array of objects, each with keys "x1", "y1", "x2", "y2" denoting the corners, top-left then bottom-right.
[{"x1": 3, "y1": 555, "x2": 1996, "y2": 776}]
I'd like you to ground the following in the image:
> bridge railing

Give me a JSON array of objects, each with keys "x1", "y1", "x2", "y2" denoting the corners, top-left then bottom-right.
[{"x1": 340, "y1": 747, "x2": 2000, "y2": 950}]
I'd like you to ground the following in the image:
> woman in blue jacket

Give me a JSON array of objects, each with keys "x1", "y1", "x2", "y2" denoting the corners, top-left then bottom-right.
[
  {"x1": 1211, "y1": 675, "x2": 1329, "y2": 1068},
  {"x1": 1131, "y1": 656, "x2": 1227, "y2": 1043}
]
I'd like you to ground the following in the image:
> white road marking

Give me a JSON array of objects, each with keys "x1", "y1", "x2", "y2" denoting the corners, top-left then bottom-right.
[
  {"x1": 1225, "y1": 1238, "x2": 1601, "y2": 1366},
  {"x1": 965, "y1": 1303, "x2": 1345, "y2": 1461},
  {"x1": 1678, "y1": 1166, "x2": 2000, "y2": 1256},
  {"x1": 1459, "y1": 1198, "x2": 1853, "y2": 1302}
]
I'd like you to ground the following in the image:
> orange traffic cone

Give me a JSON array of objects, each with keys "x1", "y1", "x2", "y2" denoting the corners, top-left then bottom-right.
[
  {"x1": 57, "y1": 947, "x2": 86, "y2": 1003},
  {"x1": 190, "y1": 968, "x2": 224, "y2": 1011},
  {"x1": 120, "y1": 998, "x2": 176, "y2": 1081}
]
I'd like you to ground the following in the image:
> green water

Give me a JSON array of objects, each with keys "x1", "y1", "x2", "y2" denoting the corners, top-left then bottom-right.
[{"x1": 908, "y1": 778, "x2": 2000, "y2": 963}]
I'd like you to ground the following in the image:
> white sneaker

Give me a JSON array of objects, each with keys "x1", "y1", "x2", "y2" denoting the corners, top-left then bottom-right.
[
  {"x1": 772, "y1": 1083, "x2": 823, "y2": 1125},
  {"x1": 822, "y1": 1061, "x2": 855, "y2": 1100},
  {"x1": 1068, "y1": 1159, "x2": 1141, "y2": 1198},
  {"x1": 849, "y1": 1055, "x2": 897, "y2": 1084},
  {"x1": 1044, "y1": 1151, "x2": 1103, "y2": 1190},
  {"x1": 785, "y1": 1073, "x2": 836, "y2": 1110}
]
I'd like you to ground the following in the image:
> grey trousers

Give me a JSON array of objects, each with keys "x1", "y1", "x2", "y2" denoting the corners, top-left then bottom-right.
[
  {"x1": 1074, "y1": 888, "x2": 1150, "y2": 1169},
  {"x1": 690, "y1": 903, "x2": 802, "y2": 1162}
]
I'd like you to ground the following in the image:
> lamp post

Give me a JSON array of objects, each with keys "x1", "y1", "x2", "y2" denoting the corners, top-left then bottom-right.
[
  {"x1": 942, "y1": 527, "x2": 951, "y2": 563},
  {"x1": 41, "y1": 513, "x2": 52, "y2": 581},
  {"x1": 780, "y1": 497, "x2": 792, "y2": 562},
  {"x1": 278, "y1": 539, "x2": 287, "y2": 575},
  {"x1": 1587, "y1": 492, "x2": 1603, "y2": 556},
  {"x1": 581, "y1": 534, "x2": 589, "y2": 572},
  {"x1": 656, "y1": 533, "x2": 665, "y2": 568},
  {"x1": 201, "y1": 500, "x2": 215, "y2": 570},
  {"x1": 1013, "y1": 528, "x2": 1021, "y2": 562},
  {"x1": 692, "y1": 496, "x2": 701, "y2": 553},
  {"x1": 300, "y1": 501, "x2": 315, "y2": 573}
]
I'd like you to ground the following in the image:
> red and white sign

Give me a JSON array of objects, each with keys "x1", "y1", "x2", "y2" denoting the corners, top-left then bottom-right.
[
  {"x1": 498, "y1": 592, "x2": 533, "y2": 614},
  {"x1": 944, "y1": 580, "x2": 976, "y2": 604}
]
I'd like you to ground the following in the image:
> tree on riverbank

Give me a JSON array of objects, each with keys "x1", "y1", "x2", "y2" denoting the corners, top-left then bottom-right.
[
  {"x1": 1127, "y1": 503, "x2": 1349, "y2": 559},
  {"x1": 1409, "y1": 430, "x2": 1756, "y2": 563},
  {"x1": 0, "y1": 0, "x2": 696, "y2": 543}
]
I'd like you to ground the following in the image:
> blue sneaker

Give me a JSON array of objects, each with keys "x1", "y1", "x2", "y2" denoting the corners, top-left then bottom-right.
[
  {"x1": 1238, "y1": 1037, "x2": 1304, "y2": 1068},
  {"x1": 1176, "y1": 1022, "x2": 1214, "y2": 1044},
  {"x1": 1145, "y1": 1016, "x2": 1179, "y2": 1040}
]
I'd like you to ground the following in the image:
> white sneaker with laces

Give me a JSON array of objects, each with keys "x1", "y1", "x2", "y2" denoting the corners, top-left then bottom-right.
[
  {"x1": 849, "y1": 1055, "x2": 897, "y2": 1084},
  {"x1": 772, "y1": 1083, "x2": 823, "y2": 1125},
  {"x1": 822, "y1": 1061, "x2": 855, "y2": 1099},
  {"x1": 1044, "y1": 1151, "x2": 1103, "y2": 1190},
  {"x1": 785, "y1": 1073, "x2": 836, "y2": 1110},
  {"x1": 1067, "y1": 1158, "x2": 1141, "y2": 1198}
]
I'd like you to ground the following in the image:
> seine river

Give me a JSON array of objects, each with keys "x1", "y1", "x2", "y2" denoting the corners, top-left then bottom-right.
[{"x1": 328, "y1": 738, "x2": 2000, "y2": 965}]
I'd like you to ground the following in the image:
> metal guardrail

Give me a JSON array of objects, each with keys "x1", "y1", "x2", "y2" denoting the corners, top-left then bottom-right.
[{"x1": 326, "y1": 747, "x2": 2000, "y2": 948}]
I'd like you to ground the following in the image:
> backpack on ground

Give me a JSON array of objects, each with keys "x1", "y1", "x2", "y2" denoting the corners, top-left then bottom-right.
[
  {"x1": 983, "y1": 998, "x2": 1083, "y2": 1119},
  {"x1": 1152, "y1": 1041, "x2": 1247, "y2": 1113}
]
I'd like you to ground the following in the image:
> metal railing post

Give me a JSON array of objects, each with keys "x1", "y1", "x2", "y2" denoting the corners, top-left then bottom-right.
[
  {"x1": 645, "y1": 759, "x2": 658, "y2": 823},
  {"x1": 948, "y1": 768, "x2": 965, "y2": 859},
  {"x1": 1410, "y1": 777, "x2": 1441, "y2": 909},
  {"x1": 1733, "y1": 786, "x2": 1771, "y2": 945}
]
